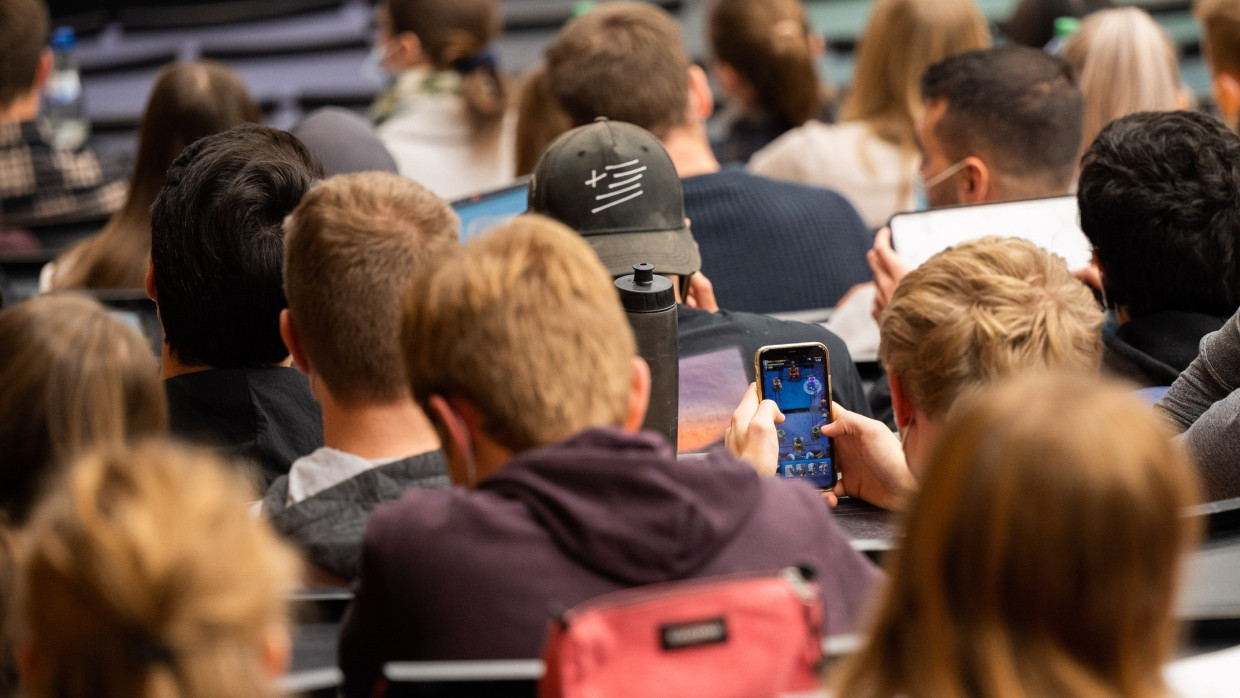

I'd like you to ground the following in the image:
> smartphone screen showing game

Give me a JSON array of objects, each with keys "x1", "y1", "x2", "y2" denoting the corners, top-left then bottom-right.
[{"x1": 755, "y1": 343, "x2": 835, "y2": 488}]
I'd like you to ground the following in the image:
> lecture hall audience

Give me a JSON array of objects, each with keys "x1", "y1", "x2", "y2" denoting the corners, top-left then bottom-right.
[{"x1": 0, "y1": 0, "x2": 1238, "y2": 693}]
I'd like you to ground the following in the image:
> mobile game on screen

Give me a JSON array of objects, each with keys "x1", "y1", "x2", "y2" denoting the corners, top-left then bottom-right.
[{"x1": 760, "y1": 352, "x2": 835, "y2": 487}]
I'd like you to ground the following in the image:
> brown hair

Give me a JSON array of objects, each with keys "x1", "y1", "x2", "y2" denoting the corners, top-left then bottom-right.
[
  {"x1": 879, "y1": 237, "x2": 1102, "y2": 420},
  {"x1": 544, "y1": 2, "x2": 690, "y2": 138},
  {"x1": 1197, "y1": 0, "x2": 1240, "y2": 75},
  {"x1": 402, "y1": 214, "x2": 636, "y2": 452},
  {"x1": 841, "y1": 0, "x2": 991, "y2": 154},
  {"x1": 17, "y1": 440, "x2": 301, "y2": 698},
  {"x1": 831, "y1": 373, "x2": 1201, "y2": 698},
  {"x1": 0, "y1": 294, "x2": 166, "y2": 526},
  {"x1": 0, "y1": 0, "x2": 48, "y2": 109},
  {"x1": 708, "y1": 0, "x2": 822, "y2": 130},
  {"x1": 52, "y1": 61, "x2": 261, "y2": 291},
  {"x1": 514, "y1": 64, "x2": 571, "y2": 177},
  {"x1": 384, "y1": 0, "x2": 509, "y2": 128},
  {"x1": 283, "y1": 172, "x2": 459, "y2": 405},
  {"x1": 1062, "y1": 8, "x2": 1180, "y2": 159}
]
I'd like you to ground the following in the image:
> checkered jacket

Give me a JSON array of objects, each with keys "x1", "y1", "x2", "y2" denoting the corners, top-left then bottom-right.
[{"x1": 0, "y1": 120, "x2": 126, "y2": 229}]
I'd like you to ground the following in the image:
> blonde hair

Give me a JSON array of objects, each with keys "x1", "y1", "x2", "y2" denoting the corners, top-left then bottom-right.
[
  {"x1": 879, "y1": 237, "x2": 1102, "y2": 420},
  {"x1": 283, "y1": 172, "x2": 459, "y2": 405},
  {"x1": 17, "y1": 440, "x2": 301, "y2": 698},
  {"x1": 708, "y1": 0, "x2": 823, "y2": 129},
  {"x1": 841, "y1": 0, "x2": 991, "y2": 154},
  {"x1": 402, "y1": 214, "x2": 636, "y2": 451},
  {"x1": 831, "y1": 373, "x2": 1201, "y2": 698},
  {"x1": 1062, "y1": 8, "x2": 1181, "y2": 157},
  {"x1": 1196, "y1": 0, "x2": 1240, "y2": 75},
  {"x1": 0, "y1": 294, "x2": 166, "y2": 525}
]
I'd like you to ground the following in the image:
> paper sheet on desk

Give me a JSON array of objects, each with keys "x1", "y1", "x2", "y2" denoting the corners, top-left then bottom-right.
[
  {"x1": 825, "y1": 284, "x2": 880, "y2": 363},
  {"x1": 1165, "y1": 644, "x2": 1240, "y2": 698}
]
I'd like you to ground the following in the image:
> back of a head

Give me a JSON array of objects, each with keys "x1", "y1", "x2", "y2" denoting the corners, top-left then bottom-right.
[
  {"x1": 708, "y1": 0, "x2": 822, "y2": 130},
  {"x1": 289, "y1": 107, "x2": 399, "y2": 177},
  {"x1": 149, "y1": 123, "x2": 323, "y2": 369},
  {"x1": 834, "y1": 373, "x2": 1199, "y2": 698},
  {"x1": 1196, "y1": 0, "x2": 1240, "y2": 76},
  {"x1": 879, "y1": 236, "x2": 1102, "y2": 420},
  {"x1": 841, "y1": 0, "x2": 991, "y2": 150},
  {"x1": 402, "y1": 214, "x2": 636, "y2": 452},
  {"x1": 18, "y1": 440, "x2": 301, "y2": 698},
  {"x1": 921, "y1": 46, "x2": 1083, "y2": 197},
  {"x1": 514, "y1": 64, "x2": 571, "y2": 176},
  {"x1": 1079, "y1": 110, "x2": 1240, "y2": 319},
  {"x1": 544, "y1": 2, "x2": 689, "y2": 138},
  {"x1": 284, "y1": 172, "x2": 459, "y2": 405},
  {"x1": 1062, "y1": 8, "x2": 1180, "y2": 155},
  {"x1": 0, "y1": 0, "x2": 48, "y2": 110},
  {"x1": 0, "y1": 294, "x2": 166, "y2": 526}
]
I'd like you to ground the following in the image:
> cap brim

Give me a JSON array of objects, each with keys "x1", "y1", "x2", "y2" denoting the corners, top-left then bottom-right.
[{"x1": 583, "y1": 224, "x2": 701, "y2": 278}]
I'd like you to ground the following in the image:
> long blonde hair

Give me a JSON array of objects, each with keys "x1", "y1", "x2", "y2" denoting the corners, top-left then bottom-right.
[
  {"x1": 841, "y1": 0, "x2": 991, "y2": 153},
  {"x1": 17, "y1": 440, "x2": 301, "y2": 698},
  {"x1": 1062, "y1": 7, "x2": 1181, "y2": 157},
  {"x1": 831, "y1": 373, "x2": 1201, "y2": 698}
]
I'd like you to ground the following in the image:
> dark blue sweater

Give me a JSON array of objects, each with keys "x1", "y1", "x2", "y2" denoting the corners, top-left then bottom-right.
[{"x1": 681, "y1": 167, "x2": 872, "y2": 314}]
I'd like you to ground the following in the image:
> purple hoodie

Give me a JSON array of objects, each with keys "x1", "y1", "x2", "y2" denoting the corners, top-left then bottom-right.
[{"x1": 339, "y1": 428, "x2": 882, "y2": 696}]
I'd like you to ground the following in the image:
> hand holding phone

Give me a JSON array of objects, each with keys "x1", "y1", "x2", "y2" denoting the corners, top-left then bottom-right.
[{"x1": 753, "y1": 343, "x2": 836, "y2": 488}]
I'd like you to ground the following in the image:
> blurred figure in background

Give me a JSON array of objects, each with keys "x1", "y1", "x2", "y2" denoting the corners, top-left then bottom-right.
[
  {"x1": 1004, "y1": 0, "x2": 1112, "y2": 48},
  {"x1": 17, "y1": 441, "x2": 301, "y2": 698},
  {"x1": 1195, "y1": 0, "x2": 1240, "y2": 132},
  {"x1": 750, "y1": 0, "x2": 991, "y2": 229},
  {"x1": 1062, "y1": 7, "x2": 1183, "y2": 160},
  {"x1": 369, "y1": 0, "x2": 514, "y2": 199},
  {"x1": 47, "y1": 61, "x2": 260, "y2": 290},
  {"x1": 706, "y1": 0, "x2": 826, "y2": 165},
  {"x1": 513, "y1": 64, "x2": 570, "y2": 177},
  {"x1": 829, "y1": 373, "x2": 1200, "y2": 698}
]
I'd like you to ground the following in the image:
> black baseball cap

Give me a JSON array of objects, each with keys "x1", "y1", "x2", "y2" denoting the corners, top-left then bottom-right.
[{"x1": 528, "y1": 118, "x2": 701, "y2": 278}]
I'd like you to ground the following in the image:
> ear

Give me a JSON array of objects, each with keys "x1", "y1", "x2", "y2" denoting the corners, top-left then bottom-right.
[
  {"x1": 624, "y1": 356, "x2": 652, "y2": 433},
  {"x1": 1214, "y1": 73, "x2": 1240, "y2": 128},
  {"x1": 32, "y1": 49, "x2": 51, "y2": 90},
  {"x1": 387, "y1": 30, "x2": 425, "y2": 71},
  {"x1": 144, "y1": 259, "x2": 157, "y2": 302},
  {"x1": 888, "y1": 369, "x2": 914, "y2": 429},
  {"x1": 808, "y1": 31, "x2": 826, "y2": 59},
  {"x1": 687, "y1": 64, "x2": 715, "y2": 122},
  {"x1": 279, "y1": 309, "x2": 311, "y2": 375},
  {"x1": 713, "y1": 62, "x2": 751, "y2": 106},
  {"x1": 261, "y1": 626, "x2": 291, "y2": 678},
  {"x1": 427, "y1": 395, "x2": 478, "y2": 487},
  {"x1": 957, "y1": 156, "x2": 991, "y2": 204}
]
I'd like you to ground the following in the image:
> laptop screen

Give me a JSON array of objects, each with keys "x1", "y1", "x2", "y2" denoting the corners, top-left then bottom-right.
[{"x1": 451, "y1": 178, "x2": 530, "y2": 242}]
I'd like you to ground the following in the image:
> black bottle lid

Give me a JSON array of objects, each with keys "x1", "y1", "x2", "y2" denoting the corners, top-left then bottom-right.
[{"x1": 614, "y1": 263, "x2": 675, "y2": 313}]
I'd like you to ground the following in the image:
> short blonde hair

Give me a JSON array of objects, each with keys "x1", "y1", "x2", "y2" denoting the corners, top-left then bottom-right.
[
  {"x1": 284, "y1": 172, "x2": 459, "y2": 405},
  {"x1": 841, "y1": 0, "x2": 991, "y2": 153},
  {"x1": 879, "y1": 237, "x2": 1102, "y2": 419},
  {"x1": 832, "y1": 373, "x2": 1200, "y2": 698},
  {"x1": 402, "y1": 214, "x2": 636, "y2": 451},
  {"x1": 1197, "y1": 0, "x2": 1240, "y2": 75},
  {"x1": 17, "y1": 440, "x2": 301, "y2": 698},
  {"x1": 1062, "y1": 8, "x2": 1181, "y2": 156}
]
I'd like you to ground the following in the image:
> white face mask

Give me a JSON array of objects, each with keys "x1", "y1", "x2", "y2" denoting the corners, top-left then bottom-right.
[{"x1": 361, "y1": 41, "x2": 395, "y2": 86}]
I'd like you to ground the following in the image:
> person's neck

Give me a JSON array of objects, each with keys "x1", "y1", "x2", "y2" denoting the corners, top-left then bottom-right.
[
  {"x1": 319, "y1": 393, "x2": 440, "y2": 461},
  {"x1": 661, "y1": 124, "x2": 721, "y2": 179},
  {"x1": 160, "y1": 343, "x2": 291, "y2": 379},
  {"x1": 0, "y1": 91, "x2": 39, "y2": 124}
]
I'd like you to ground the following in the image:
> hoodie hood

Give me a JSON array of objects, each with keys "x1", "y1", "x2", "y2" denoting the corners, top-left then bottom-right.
[{"x1": 480, "y1": 428, "x2": 761, "y2": 586}]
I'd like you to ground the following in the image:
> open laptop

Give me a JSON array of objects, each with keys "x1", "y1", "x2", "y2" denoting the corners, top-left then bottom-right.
[{"x1": 451, "y1": 177, "x2": 530, "y2": 242}]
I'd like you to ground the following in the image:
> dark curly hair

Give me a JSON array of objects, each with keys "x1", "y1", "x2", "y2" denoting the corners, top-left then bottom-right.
[{"x1": 1078, "y1": 111, "x2": 1240, "y2": 319}]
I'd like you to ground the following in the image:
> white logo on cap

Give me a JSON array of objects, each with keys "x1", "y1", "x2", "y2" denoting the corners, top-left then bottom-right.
[{"x1": 584, "y1": 159, "x2": 648, "y2": 214}]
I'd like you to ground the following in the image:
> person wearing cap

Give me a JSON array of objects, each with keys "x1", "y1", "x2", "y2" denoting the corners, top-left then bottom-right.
[
  {"x1": 336, "y1": 214, "x2": 881, "y2": 692},
  {"x1": 542, "y1": 2, "x2": 872, "y2": 316},
  {"x1": 529, "y1": 118, "x2": 872, "y2": 453}
]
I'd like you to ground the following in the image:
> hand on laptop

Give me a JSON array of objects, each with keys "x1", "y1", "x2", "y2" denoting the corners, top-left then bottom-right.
[
  {"x1": 726, "y1": 383, "x2": 784, "y2": 477},
  {"x1": 819, "y1": 402, "x2": 917, "y2": 511},
  {"x1": 867, "y1": 227, "x2": 909, "y2": 323}
]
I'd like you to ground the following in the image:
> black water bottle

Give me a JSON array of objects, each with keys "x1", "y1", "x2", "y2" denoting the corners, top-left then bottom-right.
[{"x1": 615, "y1": 263, "x2": 678, "y2": 447}]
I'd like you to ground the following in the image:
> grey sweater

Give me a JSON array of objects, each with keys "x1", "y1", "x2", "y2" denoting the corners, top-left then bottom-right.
[{"x1": 1156, "y1": 309, "x2": 1240, "y2": 501}]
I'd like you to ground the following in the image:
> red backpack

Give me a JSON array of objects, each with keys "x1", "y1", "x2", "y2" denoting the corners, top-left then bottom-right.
[{"x1": 540, "y1": 566, "x2": 825, "y2": 698}]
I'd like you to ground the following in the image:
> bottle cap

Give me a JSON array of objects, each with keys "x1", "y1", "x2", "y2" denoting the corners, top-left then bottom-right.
[
  {"x1": 51, "y1": 26, "x2": 76, "y2": 49},
  {"x1": 1052, "y1": 16, "x2": 1079, "y2": 40},
  {"x1": 615, "y1": 263, "x2": 675, "y2": 313}
]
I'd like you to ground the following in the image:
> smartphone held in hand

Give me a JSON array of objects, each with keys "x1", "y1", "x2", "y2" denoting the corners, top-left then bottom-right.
[{"x1": 754, "y1": 343, "x2": 835, "y2": 488}]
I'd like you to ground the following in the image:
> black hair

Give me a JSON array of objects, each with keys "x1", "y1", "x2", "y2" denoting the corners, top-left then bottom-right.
[
  {"x1": 1078, "y1": 111, "x2": 1240, "y2": 319},
  {"x1": 149, "y1": 124, "x2": 323, "y2": 368},
  {"x1": 921, "y1": 46, "x2": 1083, "y2": 190}
]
